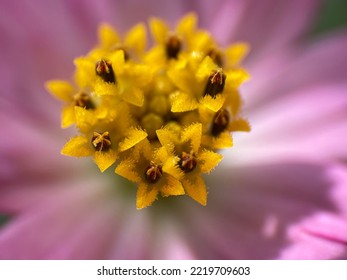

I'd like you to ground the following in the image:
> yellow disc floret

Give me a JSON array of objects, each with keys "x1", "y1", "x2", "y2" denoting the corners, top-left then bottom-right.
[{"x1": 46, "y1": 13, "x2": 250, "y2": 209}]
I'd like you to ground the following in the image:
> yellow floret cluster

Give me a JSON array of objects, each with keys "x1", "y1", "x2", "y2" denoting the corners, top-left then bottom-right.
[{"x1": 46, "y1": 13, "x2": 250, "y2": 209}]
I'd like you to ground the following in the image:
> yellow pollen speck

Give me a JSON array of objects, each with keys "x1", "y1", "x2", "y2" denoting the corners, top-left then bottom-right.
[{"x1": 46, "y1": 13, "x2": 250, "y2": 209}]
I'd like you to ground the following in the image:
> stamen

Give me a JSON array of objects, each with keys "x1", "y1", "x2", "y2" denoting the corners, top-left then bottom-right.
[
  {"x1": 211, "y1": 109, "x2": 230, "y2": 136},
  {"x1": 73, "y1": 92, "x2": 95, "y2": 109},
  {"x1": 91, "y1": 131, "x2": 112, "y2": 152},
  {"x1": 166, "y1": 35, "x2": 182, "y2": 59},
  {"x1": 95, "y1": 59, "x2": 116, "y2": 83},
  {"x1": 179, "y1": 151, "x2": 197, "y2": 172},
  {"x1": 203, "y1": 70, "x2": 226, "y2": 98},
  {"x1": 207, "y1": 48, "x2": 224, "y2": 67},
  {"x1": 145, "y1": 162, "x2": 163, "y2": 183}
]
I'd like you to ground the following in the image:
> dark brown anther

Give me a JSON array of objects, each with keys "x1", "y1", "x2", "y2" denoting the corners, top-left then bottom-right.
[
  {"x1": 91, "y1": 131, "x2": 112, "y2": 152},
  {"x1": 165, "y1": 35, "x2": 182, "y2": 59},
  {"x1": 73, "y1": 92, "x2": 95, "y2": 109},
  {"x1": 179, "y1": 151, "x2": 197, "y2": 173},
  {"x1": 145, "y1": 162, "x2": 163, "y2": 183},
  {"x1": 207, "y1": 48, "x2": 224, "y2": 67},
  {"x1": 95, "y1": 59, "x2": 116, "y2": 83},
  {"x1": 211, "y1": 109, "x2": 230, "y2": 136},
  {"x1": 203, "y1": 70, "x2": 226, "y2": 98}
]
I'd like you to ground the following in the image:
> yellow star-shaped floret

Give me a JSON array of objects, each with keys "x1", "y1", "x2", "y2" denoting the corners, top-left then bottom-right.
[
  {"x1": 45, "y1": 80, "x2": 97, "y2": 128},
  {"x1": 115, "y1": 139, "x2": 184, "y2": 209},
  {"x1": 97, "y1": 22, "x2": 147, "y2": 59},
  {"x1": 157, "y1": 123, "x2": 222, "y2": 205},
  {"x1": 62, "y1": 105, "x2": 147, "y2": 172}
]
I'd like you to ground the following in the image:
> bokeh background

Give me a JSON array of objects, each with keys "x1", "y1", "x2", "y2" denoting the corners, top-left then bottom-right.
[{"x1": 313, "y1": 0, "x2": 347, "y2": 35}]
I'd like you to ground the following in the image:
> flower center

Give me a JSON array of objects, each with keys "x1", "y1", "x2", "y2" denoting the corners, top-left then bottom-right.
[
  {"x1": 73, "y1": 92, "x2": 95, "y2": 109},
  {"x1": 47, "y1": 13, "x2": 251, "y2": 209},
  {"x1": 179, "y1": 151, "x2": 197, "y2": 173},
  {"x1": 145, "y1": 162, "x2": 163, "y2": 184},
  {"x1": 211, "y1": 109, "x2": 230, "y2": 136},
  {"x1": 165, "y1": 35, "x2": 182, "y2": 59},
  {"x1": 95, "y1": 59, "x2": 116, "y2": 83},
  {"x1": 203, "y1": 70, "x2": 226, "y2": 98},
  {"x1": 91, "y1": 132, "x2": 112, "y2": 152}
]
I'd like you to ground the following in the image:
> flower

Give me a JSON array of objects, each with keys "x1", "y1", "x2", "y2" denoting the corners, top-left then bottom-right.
[
  {"x1": 1, "y1": 0, "x2": 347, "y2": 259},
  {"x1": 46, "y1": 14, "x2": 244, "y2": 208}
]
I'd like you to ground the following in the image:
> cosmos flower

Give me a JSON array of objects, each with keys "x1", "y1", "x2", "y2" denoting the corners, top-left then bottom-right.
[
  {"x1": 1, "y1": 0, "x2": 347, "y2": 259},
  {"x1": 46, "y1": 13, "x2": 249, "y2": 209}
]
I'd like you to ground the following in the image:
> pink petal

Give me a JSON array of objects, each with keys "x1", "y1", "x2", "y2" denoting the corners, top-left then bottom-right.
[
  {"x1": 0, "y1": 2, "x2": 85, "y2": 121},
  {"x1": 106, "y1": 210, "x2": 152, "y2": 259},
  {"x1": 229, "y1": 82, "x2": 347, "y2": 165},
  {"x1": 227, "y1": 33, "x2": 347, "y2": 164},
  {"x1": 209, "y1": 0, "x2": 320, "y2": 57},
  {"x1": 190, "y1": 0, "x2": 245, "y2": 36},
  {"x1": 0, "y1": 179, "x2": 123, "y2": 259},
  {"x1": 328, "y1": 163, "x2": 347, "y2": 218},
  {"x1": 279, "y1": 213, "x2": 347, "y2": 259},
  {"x1": 1, "y1": 112, "x2": 81, "y2": 187},
  {"x1": 150, "y1": 218, "x2": 198, "y2": 259},
  {"x1": 245, "y1": 32, "x2": 347, "y2": 109},
  {"x1": 176, "y1": 162, "x2": 347, "y2": 259}
]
